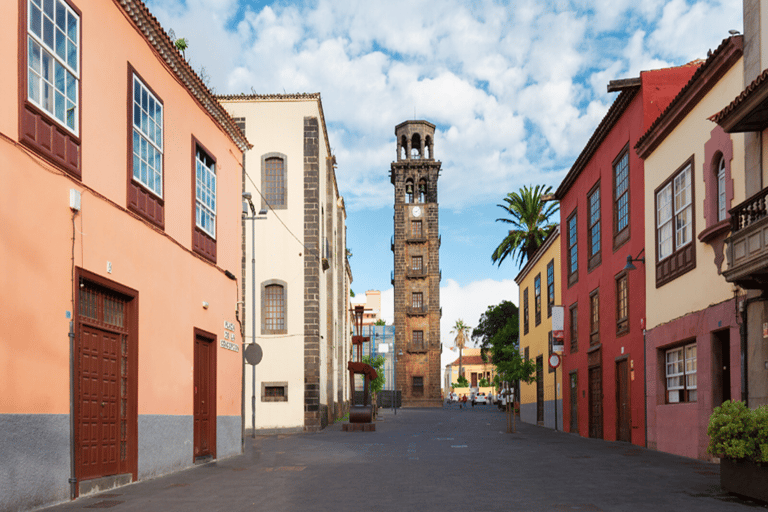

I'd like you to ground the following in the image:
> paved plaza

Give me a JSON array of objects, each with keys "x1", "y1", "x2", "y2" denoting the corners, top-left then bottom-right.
[{"x1": 42, "y1": 404, "x2": 767, "y2": 512}]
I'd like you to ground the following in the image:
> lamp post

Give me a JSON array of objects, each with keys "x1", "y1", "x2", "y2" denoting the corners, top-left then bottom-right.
[
  {"x1": 242, "y1": 192, "x2": 267, "y2": 438},
  {"x1": 394, "y1": 348, "x2": 403, "y2": 414}
]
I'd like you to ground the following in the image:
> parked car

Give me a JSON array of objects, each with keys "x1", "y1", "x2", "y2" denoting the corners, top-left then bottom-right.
[
  {"x1": 473, "y1": 393, "x2": 488, "y2": 405},
  {"x1": 447, "y1": 392, "x2": 458, "y2": 403}
]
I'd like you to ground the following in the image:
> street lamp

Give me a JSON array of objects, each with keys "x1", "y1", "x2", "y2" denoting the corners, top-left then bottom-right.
[
  {"x1": 624, "y1": 249, "x2": 646, "y2": 271},
  {"x1": 242, "y1": 192, "x2": 267, "y2": 439}
]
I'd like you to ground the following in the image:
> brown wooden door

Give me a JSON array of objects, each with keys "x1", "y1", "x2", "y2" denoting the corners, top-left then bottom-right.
[
  {"x1": 588, "y1": 367, "x2": 603, "y2": 439},
  {"x1": 78, "y1": 325, "x2": 119, "y2": 480},
  {"x1": 471, "y1": 372, "x2": 478, "y2": 387},
  {"x1": 616, "y1": 359, "x2": 631, "y2": 442},
  {"x1": 536, "y1": 356, "x2": 544, "y2": 423},
  {"x1": 569, "y1": 372, "x2": 578, "y2": 433},
  {"x1": 194, "y1": 332, "x2": 216, "y2": 460}
]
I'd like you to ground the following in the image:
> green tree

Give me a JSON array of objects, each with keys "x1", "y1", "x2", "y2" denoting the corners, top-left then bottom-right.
[
  {"x1": 473, "y1": 300, "x2": 519, "y2": 362},
  {"x1": 374, "y1": 319, "x2": 386, "y2": 326},
  {"x1": 489, "y1": 323, "x2": 536, "y2": 433},
  {"x1": 454, "y1": 375, "x2": 469, "y2": 388},
  {"x1": 478, "y1": 377, "x2": 490, "y2": 387},
  {"x1": 451, "y1": 319, "x2": 471, "y2": 379},
  {"x1": 492, "y1": 185, "x2": 559, "y2": 267}
]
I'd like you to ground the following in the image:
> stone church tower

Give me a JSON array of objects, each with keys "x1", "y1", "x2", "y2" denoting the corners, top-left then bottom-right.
[{"x1": 391, "y1": 120, "x2": 442, "y2": 407}]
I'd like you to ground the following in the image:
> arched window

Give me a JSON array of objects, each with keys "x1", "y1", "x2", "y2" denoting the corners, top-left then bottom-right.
[
  {"x1": 418, "y1": 179, "x2": 427, "y2": 203},
  {"x1": 262, "y1": 154, "x2": 286, "y2": 209},
  {"x1": 400, "y1": 135, "x2": 408, "y2": 160},
  {"x1": 425, "y1": 135, "x2": 433, "y2": 159},
  {"x1": 405, "y1": 179, "x2": 414, "y2": 203},
  {"x1": 410, "y1": 133, "x2": 421, "y2": 159},
  {"x1": 717, "y1": 155, "x2": 726, "y2": 221},
  {"x1": 262, "y1": 281, "x2": 286, "y2": 334}
]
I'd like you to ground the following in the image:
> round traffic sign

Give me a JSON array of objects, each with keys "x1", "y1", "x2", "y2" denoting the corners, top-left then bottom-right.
[
  {"x1": 244, "y1": 343, "x2": 263, "y2": 365},
  {"x1": 548, "y1": 353, "x2": 561, "y2": 369}
]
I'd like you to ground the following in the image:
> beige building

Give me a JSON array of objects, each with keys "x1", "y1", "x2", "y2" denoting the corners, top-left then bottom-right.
[
  {"x1": 636, "y1": 36, "x2": 744, "y2": 460},
  {"x1": 218, "y1": 93, "x2": 351, "y2": 432}
]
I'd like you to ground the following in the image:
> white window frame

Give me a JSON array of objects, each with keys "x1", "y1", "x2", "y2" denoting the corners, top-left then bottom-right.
[
  {"x1": 132, "y1": 75, "x2": 163, "y2": 198},
  {"x1": 665, "y1": 342, "x2": 697, "y2": 403},
  {"x1": 717, "y1": 156, "x2": 727, "y2": 222},
  {"x1": 657, "y1": 164, "x2": 692, "y2": 261},
  {"x1": 27, "y1": 0, "x2": 80, "y2": 134},
  {"x1": 195, "y1": 149, "x2": 216, "y2": 239}
]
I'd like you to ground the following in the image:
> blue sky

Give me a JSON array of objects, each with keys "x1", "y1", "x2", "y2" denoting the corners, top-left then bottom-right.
[{"x1": 146, "y1": 0, "x2": 742, "y2": 368}]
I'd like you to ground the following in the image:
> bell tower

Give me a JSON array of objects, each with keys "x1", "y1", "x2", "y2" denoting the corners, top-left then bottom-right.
[{"x1": 391, "y1": 120, "x2": 442, "y2": 407}]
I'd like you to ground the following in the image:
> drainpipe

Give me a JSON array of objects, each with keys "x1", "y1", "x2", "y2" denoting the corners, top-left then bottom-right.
[
  {"x1": 643, "y1": 328, "x2": 647, "y2": 448},
  {"x1": 69, "y1": 212, "x2": 77, "y2": 499}
]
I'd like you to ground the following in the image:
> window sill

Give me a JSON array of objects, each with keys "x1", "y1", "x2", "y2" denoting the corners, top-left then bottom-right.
[{"x1": 698, "y1": 219, "x2": 730, "y2": 244}]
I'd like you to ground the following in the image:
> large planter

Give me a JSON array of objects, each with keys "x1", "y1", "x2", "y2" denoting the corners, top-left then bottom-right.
[{"x1": 720, "y1": 458, "x2": 768, "y2": 503}]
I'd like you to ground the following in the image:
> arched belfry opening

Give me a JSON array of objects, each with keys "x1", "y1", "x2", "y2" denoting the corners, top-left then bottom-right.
[
  {"x1": 390, "y1": 119, "x2": 441, "y2": 408},
  {"x1": 410, "y1": 133, "x2": 422, "y2": 159}
]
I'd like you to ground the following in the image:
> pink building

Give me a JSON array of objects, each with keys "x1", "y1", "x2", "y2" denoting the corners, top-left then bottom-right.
[{"x1": 1, "y1": 0, "x2": 249, "y2": 508}]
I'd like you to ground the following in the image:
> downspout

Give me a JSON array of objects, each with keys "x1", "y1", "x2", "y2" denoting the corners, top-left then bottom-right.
[
  {"x1": 240, "y1": 150, "x2": 247, "y2": 452},
  {"x1": 69, "y1": 212, "x2": 77, "y2": 499},
  {"x1": 643, "y1": 328, "x2": 647, "y2": 448}
]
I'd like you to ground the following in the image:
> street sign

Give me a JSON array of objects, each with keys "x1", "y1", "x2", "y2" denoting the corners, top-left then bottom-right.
[
  {"x1": 548, "y1": 353, "x2": 561, "y2": 369},
  {"x1": 552, "y1": 305, "x2": 564, "y2": 339},
  {"x1": 244, "y1": 343, "x2": 263, "y2": 365}
]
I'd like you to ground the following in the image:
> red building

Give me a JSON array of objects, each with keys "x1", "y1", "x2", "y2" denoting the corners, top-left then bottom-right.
[{"x1": 554, "y1": 65, "x2": 698, "y2": 446}]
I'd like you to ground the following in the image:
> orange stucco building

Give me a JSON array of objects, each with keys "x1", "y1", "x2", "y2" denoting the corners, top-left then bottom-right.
[{"x1": 1, "y1": 0, "x2": 249, "y2": 509}]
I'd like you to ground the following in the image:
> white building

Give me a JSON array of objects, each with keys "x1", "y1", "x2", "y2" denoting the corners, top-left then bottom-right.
[{"x1": 219, "y1": 93, "x2": 352, "y2": 432}]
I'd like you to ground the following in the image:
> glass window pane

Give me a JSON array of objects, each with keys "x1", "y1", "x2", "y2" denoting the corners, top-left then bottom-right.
[
  {"x1": 55, "y1": 0, "x2": 65, "y2": 28},
  {"x1": 142, "y1": 88, "x2": 148, "y2": 110},
  {"x1": 54, "y1": 60, "x2": 64, "y2": 92},
  {"x1": 29, "y1": 38, "x2": 41, "y2": 73},
  {"x1": 43, "y1": 16, "x2": 53, "y2": 48},
  {"x1": 67, "y1": 11, "x2": 77, "y2": 43},
  {"x1": 43, "y1": 0, "x2": 53, "y2": 19},
  {"x1": 66, "y1": 71, "x2": 75, "y2": 100},
  {"x1": 133, "y1": 155, "x2": 140, "y2": 179},
  {"x1": 141, "y1": 160, "x2": 147, "y2": 184},
  {"x1": 42, "y1": 50, "x2": 52, "y2": 81},
  {"x1": 55, "y1": 90, "x2": 64, "y2": 121},
  {"x1": 30, "y1": 5, "x2": 42, "y2": 37},
  {"x1": 28, "y1": 69, "x2": 40, "y2": 103},
  {"x1": 55, "y1": 27, "x2": 66, "y2": 60},
  {"x1": 134, "y1": 79, "x2": 140, "y2": 105},
  {"x1": 43, "y1": 82, "x2": 52, "y2": 111},
  {"x1": 67, "y1": 39, "x2": 76, "y2": 71},
  {"x1": 66, "y1": 100, "x2": 75, "y2": 129}
]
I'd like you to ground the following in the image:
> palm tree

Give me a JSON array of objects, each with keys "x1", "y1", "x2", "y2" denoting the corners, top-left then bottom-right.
[
  {"x1": 451, "y1": 319, "x2": 471, "y2": 382},
  {"x1": 492, "y1": 184, "x2": 559, "y2": 267}
]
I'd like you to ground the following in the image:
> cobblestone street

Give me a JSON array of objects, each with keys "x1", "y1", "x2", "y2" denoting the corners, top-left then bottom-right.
[{"x1": 41, "y1": 405, "x2": 767, "y2": 512}]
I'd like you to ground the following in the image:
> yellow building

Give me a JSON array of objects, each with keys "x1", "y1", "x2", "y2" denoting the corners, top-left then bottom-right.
[
  {"x1": 447, "y1": 348, "x2": 495, "y2": 388},
  {"x1": 515, "y1": 226, "x2": 562, "y2": 428}
]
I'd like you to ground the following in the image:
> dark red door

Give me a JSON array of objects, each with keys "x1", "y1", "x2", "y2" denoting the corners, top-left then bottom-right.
[
  {"x1": 536, "y1": 356, "x2": 544, "y2": 424},
  {"x1": 79, "y1": 325, "x2": 119, "y2": 480},
  {"x1": 194, "y1": 332, "x2": 216, "y2": 460},
  {"x1": 616, "y1": 359, "x2": 631, "y2": 442},
  {"x1": 588, "y1": 367, "x2": 603, "y2": 439},
  {"x1": 569, "y1": 372, "x2": 578, "y2": 433}
]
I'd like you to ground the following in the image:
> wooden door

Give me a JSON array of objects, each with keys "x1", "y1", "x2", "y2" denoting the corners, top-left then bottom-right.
[
  {"x1": 569, "y1": 372, "x2": 578, "y2": 433},
  {"x1": 471, "y1": 372, "x2": 478, "y2": 387},
  {"x1": 194, "y1": 331, "x2": 216, "y2": 460},
  {"x1": 588, "y1": 367, "x2": 603, "y2": 439},
  {"x1": 536, "y1": 356, "x2": 544, "y2": 424},
  {"x1": 78, "y1": 325, "x2": 119, "y2": 480},
  {"x1": 616, "y1": 359, "x2": 631, "y2": 442}
]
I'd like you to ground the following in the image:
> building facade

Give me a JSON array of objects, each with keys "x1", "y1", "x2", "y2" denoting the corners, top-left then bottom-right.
[
  {"x1": 391, "y1": 120, "x2": 442, "y2": 407},
  {"x1": 516, "y1": 226, "x2": 563, "y2": 430},
  {"x1": 636, "y1": 36, "x2": 744, "y2": 460},
  {"x1": 446, "y1": 348, "x2": 496, "y2": 388},
  {"x1": 1, "y1": 0, "x2": 248, "y2": 508},
  {"x1": 218, "y1": 93, "x2": 351, "y2": 432},
  {"x1": 555, "y1": 65, "x2": 698, "y2": 446},
  {"x1": 712, "y1": 0, "x2": 768, "y2": 409}
]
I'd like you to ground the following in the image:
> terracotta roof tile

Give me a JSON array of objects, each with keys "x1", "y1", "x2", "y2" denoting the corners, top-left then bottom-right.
[
  {"x1": 710, "y1": 64, "x2": 768, "y2": 124},
  {"x1": 450, "y1": 354, "x2": 493, "y2": 366}
]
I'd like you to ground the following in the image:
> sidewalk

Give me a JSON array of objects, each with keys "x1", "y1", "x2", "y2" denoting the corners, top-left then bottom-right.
[{"x1": 40, "y1": 406, "x2": 767, "y2": 512}]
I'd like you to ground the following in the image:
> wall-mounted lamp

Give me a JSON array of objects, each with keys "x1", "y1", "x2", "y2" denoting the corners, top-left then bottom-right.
[{"x1": 624, "y1": 249, "x2": 646, "y2": 271}]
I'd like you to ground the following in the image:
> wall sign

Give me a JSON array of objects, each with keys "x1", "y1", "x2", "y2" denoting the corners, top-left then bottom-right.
[{"x1": 220, "y1": 339, "x2": 239, "y2": 352}]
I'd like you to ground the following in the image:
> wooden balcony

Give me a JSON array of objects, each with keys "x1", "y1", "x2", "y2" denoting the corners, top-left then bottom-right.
[
  {"x1": 724, "y1": 187, "x2": 768, "y2": 289},
  {"x1": 407, "y1": 267, "x2": 427, "y2": 278},
  {"x1": 407, "y1": 305, "x2": 428, "y2": 316},
  {"x1": 407, "y1": 340, "x2": 428, "y2": 353}
]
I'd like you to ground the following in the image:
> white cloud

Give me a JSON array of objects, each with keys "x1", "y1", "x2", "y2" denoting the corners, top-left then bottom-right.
[{"x1": 146, "y1": 0, "x2": 742, "y2": 214}]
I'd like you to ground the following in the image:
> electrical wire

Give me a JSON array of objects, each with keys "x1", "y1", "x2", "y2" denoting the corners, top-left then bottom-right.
[{"x1": 244, "y1": 170, "x2": 322, "y2": 262}]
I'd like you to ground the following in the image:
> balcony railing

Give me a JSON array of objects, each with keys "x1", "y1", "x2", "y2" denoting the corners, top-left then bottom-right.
[
  {"x1": 408, "y1": 340, "x2": 428, "y2": 353},
  {"x1": 724, "y1": 187, "x2": 768, "y2": 289},
  {"x1": 391, "y1": 235, "x2": 394, "y2": 252},
  {"x1": 730, "y1": 187, "x2": 768, "y2": 233},
  {"x1": 407, "y1": 267, "x2": 427, "y2": 278},
  {"x1": 407, "y1": 305, "x2": 428, "y2": 316}
]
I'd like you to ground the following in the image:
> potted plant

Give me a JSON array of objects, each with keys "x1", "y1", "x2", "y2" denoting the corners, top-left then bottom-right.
[{"x1": 707, "y1": 400, "x2": 768, "y2": 503}]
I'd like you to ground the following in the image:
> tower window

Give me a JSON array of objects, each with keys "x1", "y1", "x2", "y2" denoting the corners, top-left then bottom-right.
[
  {"x1": 411, "y1": 220, "x2": 422, "y2": 237},
  {"x1": 405, "y1": 180, "x2": 414, "y2": 203},
  {"x1": 418, "y1": 180, "x2": 427, "y2": 203},
  {"x1": 412, "y1": 292, "x2": 423, "y2": 309},
  {"x1": 263, "y1": 155, "x2": 286, "y2": 208},
  {"x1": 411, "y1": 256, "x2": 423, "y2": 271}
]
